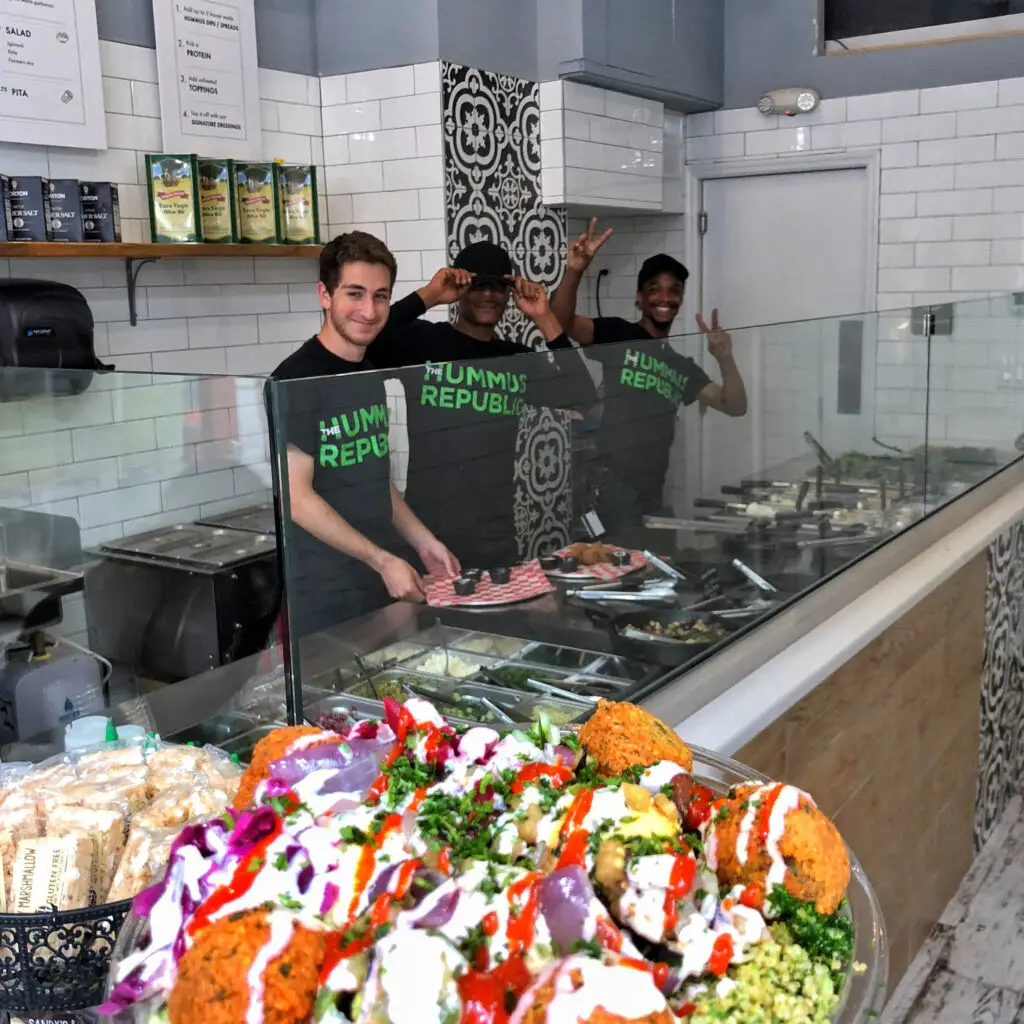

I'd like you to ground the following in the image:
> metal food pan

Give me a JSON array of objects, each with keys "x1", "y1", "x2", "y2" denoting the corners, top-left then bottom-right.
[
  {"x1": 339, "y1": 670, "x2": 512, "y2": 725},
  {"x1": 511, "y1": 643, "x2": 604, "y2": 672},
  {"x1": 400, "y1": 648, "x2": 501, "y2": 679},
  {"x1": 408, "y1": 675, "x2": 589, "y2": 725},
  {"x1": 221, "y1": 723, "x2": 286, "y2": 761},
  {"x1": 449, "y1": 632, "x2": 528, "y2": 659},
  {"x1": 361, "y1": 642, "x2": 429, "y2": 668},
  {"x1": 166, "y1": 712, "x2": 265, "y2": 748}
]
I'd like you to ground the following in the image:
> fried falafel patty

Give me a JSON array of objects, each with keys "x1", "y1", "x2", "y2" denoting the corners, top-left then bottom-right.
[
  {"x1": 169, "y1": 910, "x2": 325, "y2": 1024},
  {"x1": 579, "y1": 700, "x2": 693, "y2": 776},
  {"x1": 233, "y1": 725, "x2": 326, "y2": 810},
  {"x1": 706, "y1": 783, "x2": 850, "y2": 915}
]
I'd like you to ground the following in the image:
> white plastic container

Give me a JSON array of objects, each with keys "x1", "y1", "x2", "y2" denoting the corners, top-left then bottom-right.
[{"x1": 64, "y1": 715, "x2": 112, "y2": 752}]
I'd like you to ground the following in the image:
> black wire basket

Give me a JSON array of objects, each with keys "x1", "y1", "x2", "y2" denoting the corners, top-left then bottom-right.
[{"x1": 0, "y1": 899, "x2": 133, "y2": 1012}]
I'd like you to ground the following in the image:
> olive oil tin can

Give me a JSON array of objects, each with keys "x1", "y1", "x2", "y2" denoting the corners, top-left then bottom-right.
[
  {"x1": 276, "y1": 164, "x2": 320, "y2": 245},
  {"x1": 235, "y1": 162, "x2": 281, "y2": 244},
  {"x1": 197, "y1": 158, "x2": 237, "y2": 243},
  {"x1": 146, "y1": 154, "x2": 201, "y2": 243}
]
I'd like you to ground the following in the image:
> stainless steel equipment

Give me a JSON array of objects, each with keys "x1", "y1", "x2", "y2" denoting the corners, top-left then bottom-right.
[
  {"x1": 197, "y1": 504, "x2": 277, "y2": 536},
  {"x1": 85, "y1": 523, "x2": 279, "y2": 681}
]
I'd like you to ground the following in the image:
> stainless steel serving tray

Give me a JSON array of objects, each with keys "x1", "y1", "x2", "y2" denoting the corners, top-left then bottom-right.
[{"x1": 100, "y1": 523, "x2": 275, "y2": 571}]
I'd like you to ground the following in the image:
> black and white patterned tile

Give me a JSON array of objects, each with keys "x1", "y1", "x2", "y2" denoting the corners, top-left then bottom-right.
[
  {"x1": 441, "y1": 61, "x2": 572, "y2": 556},
  {"x1": 441, "y1": 62, "x2": 567, "y2": 349},
  {"x1": 975, "y1": 520, "x2": 1024, "y2": 851}
]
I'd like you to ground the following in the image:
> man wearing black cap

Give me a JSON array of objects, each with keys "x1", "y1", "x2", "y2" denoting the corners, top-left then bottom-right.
[
  {"x1": 366, "y1": 240, "x2": 595, "y2": 568},
  {"x1": 550, "y1": 219, "x2": 747, "y2": 541}
]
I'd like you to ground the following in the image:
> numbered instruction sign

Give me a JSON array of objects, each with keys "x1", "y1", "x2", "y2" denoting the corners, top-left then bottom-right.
[
  {"x1": 0, "y1": 0, "x2": 106, "y2": 149},
  {"x1": 153, "y1": 0, "x2": 262, "y2": 159}
]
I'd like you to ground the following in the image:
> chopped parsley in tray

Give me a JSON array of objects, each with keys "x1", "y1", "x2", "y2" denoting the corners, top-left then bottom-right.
[{"x1": 104, "y1": 699, "x2": 867, "y2": 1024}]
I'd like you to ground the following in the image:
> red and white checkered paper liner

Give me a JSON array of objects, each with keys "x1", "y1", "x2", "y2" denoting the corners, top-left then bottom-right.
[
  {"x1": 545, "y1": 546, "x2": 647, "y2": 581},
  {"x1": 426, "y1": 560, "x2": 556, "y2": 608}
]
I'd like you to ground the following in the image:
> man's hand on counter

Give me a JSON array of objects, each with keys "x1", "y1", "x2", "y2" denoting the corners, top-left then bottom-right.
[
  {"x1": 418, "y1": 267, "x2": 474, "y2": 308},
  {"x1": 375, "y1": 552, "x2": 427, "y2": 603},
  {"x1": 416, "y1": 535, "x2": 461, "y2": 579}
]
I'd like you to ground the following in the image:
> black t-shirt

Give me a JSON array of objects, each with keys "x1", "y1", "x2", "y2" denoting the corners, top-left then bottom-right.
[
  {"x1": 268, "y1": 337, "x2": 401, "y2": 635},
  {"x1": 578, "y1": 318, "x2": 710, "y2": 505},
  {"x1": 367, "y1": 294, "x2": 594, "y2": 566}
]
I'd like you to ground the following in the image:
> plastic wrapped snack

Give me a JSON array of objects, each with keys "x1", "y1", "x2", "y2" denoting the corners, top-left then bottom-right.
[
  {"x1": 198, "y1": 746, "x2": 243, "y2": 799},
  {"x1": 107, "y1": 826, "x2": 178, "y2": 904},
  {"x1": 132, "y1": 783, "x2": 229, "y2": 832},
  {"x1": 46, "y1": 804, "x2": 127, "y2": 905},
  {"x1": 76, "y1": 743, "x2": 147, "y2": 775},
  {"x1": 11, "y1": 834, "x2": 93, "y2": 912},
  {"x1": 0, "y1": 806, "x2": 44, "y2": 911},
  {"x1": 101, "y1": 767, "x2": 151, "y2": 815}
]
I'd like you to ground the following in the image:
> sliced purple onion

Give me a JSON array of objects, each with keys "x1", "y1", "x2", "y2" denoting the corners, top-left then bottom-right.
[
  {"x1": 539, "y1": 865, "x2": 595, "y2": 954},
  {"x1": 297, "y1": 863, "x2": 314, "y2": 894},
  {"x1": 321, "y1": 881, "x2": 341, "y2": 916},
  {"x1": 551, "y1": 744, "x2": 579, "y2": 769},
  {"x1": 366, "y1": 863, "x2": 398, "y2": 903},
  {"x1": 407, "y1": 880, "x2": 460, "y2": 929}
]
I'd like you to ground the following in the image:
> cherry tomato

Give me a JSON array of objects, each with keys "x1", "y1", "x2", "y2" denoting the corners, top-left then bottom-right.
[{"x1": 684, "y1": 783, "x2": 715, "y2": 831}]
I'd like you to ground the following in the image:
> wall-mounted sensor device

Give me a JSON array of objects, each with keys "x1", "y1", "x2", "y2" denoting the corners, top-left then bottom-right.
[{"x1": 758, "y1": 87, "x2": 821, "y2": 117}]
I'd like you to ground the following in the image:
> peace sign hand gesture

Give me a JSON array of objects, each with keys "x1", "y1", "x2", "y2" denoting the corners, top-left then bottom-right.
[
  {"x1": 696, "y1": 308, "x2": 733, "y2": 362},
  {"x1": 567, "y1": 217, "x2": 613, "y2": 273}
]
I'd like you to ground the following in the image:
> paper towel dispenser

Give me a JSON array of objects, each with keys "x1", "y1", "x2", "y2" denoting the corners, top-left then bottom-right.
[{"x1": 0, "y1": 278, "x2": 108, "y2": 399}]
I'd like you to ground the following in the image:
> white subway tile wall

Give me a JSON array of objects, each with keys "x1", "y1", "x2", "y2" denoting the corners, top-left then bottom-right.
[
  {"x1": 0, "y1": 43, "x2": 330, "y2": 642},
  {"x1": 684, "y1": 74, "x2": 1024, "y2": 453},
  {"x1": 540, "y1": 81, "x2": 664, "y2": 210}
]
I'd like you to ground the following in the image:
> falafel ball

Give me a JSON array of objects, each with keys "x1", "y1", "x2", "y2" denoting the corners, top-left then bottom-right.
[
  {"x1": 233, "y1": 725, "x2": 326, "y2": 810},
  {"x1": 579, "y1": 700, "x2": 693, "y2": 776},
  {"x1": 706, "y1": 782, "x2": 850, "y2": 915},
  {"x1": 517, "y1": 957, "x2": 673, "y2": 1024},
  {"x1": 169, "y1": 910, "x2": 325, "y2": 1024}
]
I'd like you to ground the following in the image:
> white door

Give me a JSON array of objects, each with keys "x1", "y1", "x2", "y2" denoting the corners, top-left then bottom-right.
[{"x1": 679, "y1": 167, "x2": 872, "y2": 502}]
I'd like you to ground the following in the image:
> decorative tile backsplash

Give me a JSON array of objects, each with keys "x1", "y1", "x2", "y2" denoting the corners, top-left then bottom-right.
[
  {"x1": 441, "y1": 62, "x2": 566, "y2": 349},
  {"x1": 441, "y1": 62, "x2": 572, "y2": 555}
]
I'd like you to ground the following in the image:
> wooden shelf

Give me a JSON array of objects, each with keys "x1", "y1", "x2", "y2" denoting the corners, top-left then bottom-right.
[{"x1": 0, "y1": 241, "x2": 322, "y2": 259}]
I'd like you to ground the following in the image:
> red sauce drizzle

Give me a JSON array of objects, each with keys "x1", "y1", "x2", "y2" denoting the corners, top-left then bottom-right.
[
  {"x1": 187, "y1": 817, "x2": 283, "y2": 936},
  {"x1": 755, "y1": 783, "x2": 787, "y2": 849},
  {"x1": 707, "y1": 933, "x2": 734, "y2": 976},
  {"x1": 511, "y1": 763, "x2": 573, "y2": 794},
  {"x1": 555, "y1": 829, "x2": 590, "y2": 870},
  {"x1": 457, "y1": 954, "x2": 532, "y2": 1024},
  {"x1": 318, "y1": 816, "x2": 408, "y2": 983},
  {"x1": 739, "y1": 881, "x2": 765, "y2": 909},
  {"x1": 595, "y1": 915, "x2": 624, "y2": 953},
  {"x1": 662, "y1": 853, "x2": 697, "y2": 934},
  {"x1": 505, "y1": 872, "x2": 543, "y2": 956},
  {"x1": 437, "y1": 847, "x2": 452, "y2": 874},
  {"x1": 560, "y1": 789, "x2": 594, "y2": 841}
]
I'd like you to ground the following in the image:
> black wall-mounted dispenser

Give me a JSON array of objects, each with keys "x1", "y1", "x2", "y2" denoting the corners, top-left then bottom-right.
[{"x1": 0, "y1": 278, "x2": 110, "y2": 399}]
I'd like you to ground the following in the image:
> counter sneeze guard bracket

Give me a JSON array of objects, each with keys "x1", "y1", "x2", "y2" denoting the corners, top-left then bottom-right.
[{"x1": 124, "y1": 256, "x2": 159, "y2": 327}]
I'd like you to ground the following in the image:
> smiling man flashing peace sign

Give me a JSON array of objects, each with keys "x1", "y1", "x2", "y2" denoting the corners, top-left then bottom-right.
[{"x1": 550, "y1": 218, "x2": 748, "y2": 543}]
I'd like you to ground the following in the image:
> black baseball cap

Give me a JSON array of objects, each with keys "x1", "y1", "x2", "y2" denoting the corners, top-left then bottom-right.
[
  {"x1": 637, "y1": 253, "x2": 689, "y2": 291},
  {"x1": 454, "y1": 240, "x2": 514, "y2": 285}
]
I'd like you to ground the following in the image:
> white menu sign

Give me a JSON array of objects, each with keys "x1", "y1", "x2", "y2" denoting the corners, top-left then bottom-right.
[
  {"x1": 153, "y1": 0, "x2": 262, "y2": 159},
  {"x1": 0, "y1": 0, "x2": 106, "y2": 149}
]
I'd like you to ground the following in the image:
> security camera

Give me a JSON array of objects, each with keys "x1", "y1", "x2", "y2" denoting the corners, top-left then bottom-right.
[{"x1": 758, "y1": 87, "x2": 821, "y2": 117}]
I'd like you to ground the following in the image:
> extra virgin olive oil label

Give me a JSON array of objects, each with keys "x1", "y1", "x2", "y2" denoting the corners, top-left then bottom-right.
[
  {"x1": 146, "y1": 154, "x2": 201, "y2": 243},
  {"x1": 236, "y1": 162, "x2": 281, "y2": 244},
  {"x1": 197, "y1": 158, "x2": 237, "y2": 243},
  {"x1": 276, "y1": 164, "x2": 320, "y2": 245}
]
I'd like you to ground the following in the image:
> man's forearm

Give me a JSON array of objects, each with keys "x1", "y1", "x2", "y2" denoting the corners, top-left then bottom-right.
[
  {"x1": 551, "y1": 266, "x2": 583, "y2": 329},
  {"x1": 390, "y1": 482, "x2": 434, "y2": 553},
  {"x1": 716, "y1": 355, "x2": 748, "y2": 416},
  {"x1": 290, "y1": 490, "x2": 388, "y2": 571}
]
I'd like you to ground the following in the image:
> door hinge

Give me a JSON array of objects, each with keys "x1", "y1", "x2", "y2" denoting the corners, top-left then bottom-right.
[{"x1": 698, "y1": 211, "x2": 708, "y2": 235}]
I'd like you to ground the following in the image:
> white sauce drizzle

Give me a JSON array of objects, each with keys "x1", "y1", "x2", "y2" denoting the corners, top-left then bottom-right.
[
  {"x1": 544, "y1": 957, "x2": 667, "y2": 1024},
  {"x1": 244, "y1": 911, "x2": 295, "y2": 1024}
]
